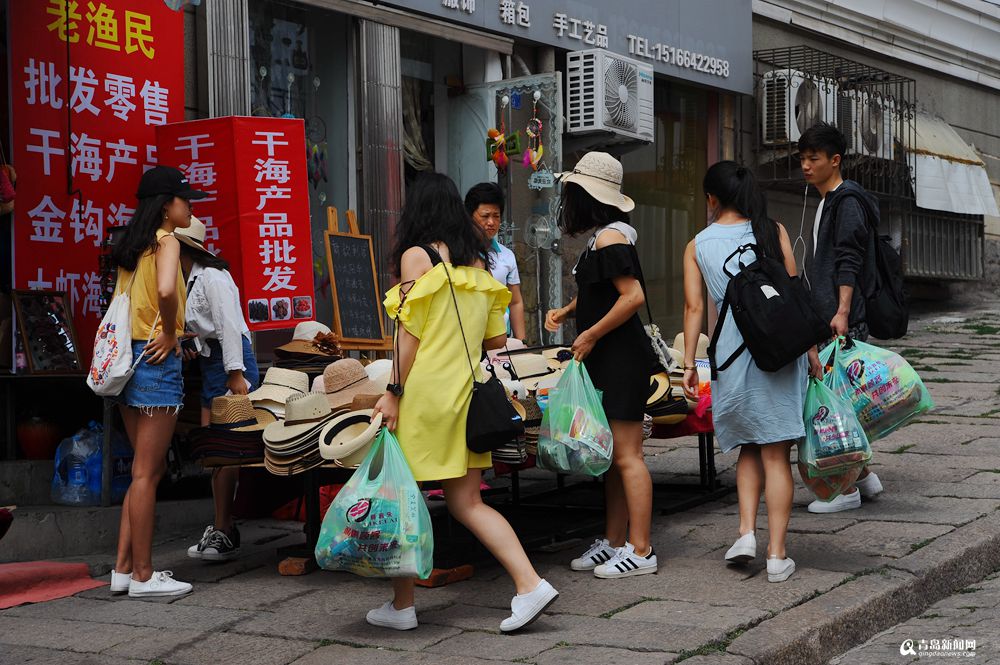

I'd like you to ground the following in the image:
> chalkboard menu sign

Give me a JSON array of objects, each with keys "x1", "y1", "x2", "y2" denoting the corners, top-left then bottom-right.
[
  {"x1": 12, "y1": 290, "x2": 84, "y2": 374},
  {"x1": 325, "y1": 232, "x2": 385, "y2": 343}
]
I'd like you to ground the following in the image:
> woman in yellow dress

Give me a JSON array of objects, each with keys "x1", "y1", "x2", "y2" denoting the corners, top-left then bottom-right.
[{"x1": 372, "y1": 173, "x2": 558, "y2": 633}]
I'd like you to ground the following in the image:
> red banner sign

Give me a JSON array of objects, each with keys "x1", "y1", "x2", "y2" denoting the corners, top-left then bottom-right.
[
  {"x1": 156, "y1": 117, "x2": 316, "y2": 331},
  {"x1": 10, "y1": 0, "x2": 185, "y2": 364}
]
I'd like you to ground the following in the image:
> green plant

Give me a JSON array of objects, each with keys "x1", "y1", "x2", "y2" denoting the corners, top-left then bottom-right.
[
  {"x1": 890, "y1": 444, "x2": 916, "y2": 454},
  {"x1": 910, "y1": 538, "x2": 934, "y2": 552}
]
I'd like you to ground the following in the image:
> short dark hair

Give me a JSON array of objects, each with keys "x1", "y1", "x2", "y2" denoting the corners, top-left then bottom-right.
[
  {"x1": 464, "y1": 182, "x2": 505, "y2": 216},
  {"x1": 558, "y1": 182, "x2": 629, "y2": 237},
  {"x1": 797, "y1": 122, "x2": 847, "y2": 161}
]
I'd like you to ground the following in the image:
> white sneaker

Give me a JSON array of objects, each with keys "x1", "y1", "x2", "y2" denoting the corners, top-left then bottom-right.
[
  {"x1": 725, "y1": 532, "x2": 757, "y2": 564},
  {"x1": 187, "y1": 525, "x2": 214, "y2": 559},
  {"x1": 366, "y1": 600, "x2": 418, "y2": 631},
  {"x1": 128, "y1": 571, "x2": 193, "y2": 598},
  {"x1": 109, "y1": 569, "x2": 131, "y2": 595},
  {"x1": 570, "y1": 538, "x2": 616, "y2": 571},
  {"x1": 593, "y1": 543, "x2": 658, "y2": 579},
  {"x1": 807, "y1": 489, "x2": 861, "y2": 514},
  {"x1": 500, "y1": 579, "x2": 559, "y2": 632},
  {"x1": 767, "y1": 556, "x2": 795, "y2": 583},
  {"x1": 855, "y1": 472, "x2": 884, "y2": 498}
]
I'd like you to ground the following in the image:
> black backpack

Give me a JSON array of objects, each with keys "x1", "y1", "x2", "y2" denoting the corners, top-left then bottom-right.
[
  {"x1": 708, "y1": 244, "x2": 830, "y2": 378},
  {"x1": 829, "y1": 192, "x2": 908, "y2": 339}
]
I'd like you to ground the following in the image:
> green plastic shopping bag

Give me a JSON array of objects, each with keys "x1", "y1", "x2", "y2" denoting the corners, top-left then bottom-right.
[
  {"x1": 820, "y1": 337, "x2": 934, "y2": 441},
  {"x1": 314, "y1": 428, "x2": 433, "y2": 579},
  {"x1": 537, "y1": 360, "x2": 613, "y2": 476},
  {"x1": 799, "y1": 377, "x2": 872, "y2": 479}
]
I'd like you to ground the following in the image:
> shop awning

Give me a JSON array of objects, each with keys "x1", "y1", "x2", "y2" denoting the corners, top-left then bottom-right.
[{"x1": 905, "y1": 112, "x2": 999, "y2": 216}]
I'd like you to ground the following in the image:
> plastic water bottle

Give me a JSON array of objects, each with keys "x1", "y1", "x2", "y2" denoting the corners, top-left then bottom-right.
[{"x1": 62, "y1": 453, "x2": 93, "y2": 505}]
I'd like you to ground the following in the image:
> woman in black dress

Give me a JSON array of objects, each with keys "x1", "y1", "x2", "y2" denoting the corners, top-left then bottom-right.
[{"x1": 546, "y1": 152, "x2": 658, "y2": 579}]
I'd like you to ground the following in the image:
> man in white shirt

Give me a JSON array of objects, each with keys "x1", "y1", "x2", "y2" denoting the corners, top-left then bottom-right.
[{"x1": 465, "y1": 182, "x2": 527, "y2": 340}]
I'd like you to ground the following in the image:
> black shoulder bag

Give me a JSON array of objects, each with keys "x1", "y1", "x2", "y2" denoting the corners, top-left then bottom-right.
[{"x1": 428, "y1": 246, "x2": 525, "y2": 454}]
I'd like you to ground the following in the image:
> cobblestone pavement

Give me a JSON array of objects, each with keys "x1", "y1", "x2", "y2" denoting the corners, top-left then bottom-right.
[
  {"x1": 830, "y1": 569, "x2": 1000, "y2": 665},
  {"x1": 2, "y1": 294, "x2": 1000, "y2": 665}
]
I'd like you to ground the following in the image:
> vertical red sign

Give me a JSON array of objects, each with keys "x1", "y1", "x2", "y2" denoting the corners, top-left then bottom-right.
[
  {"x1": 157, "y1": 117, "x2": 316, "y2": 331},
  {"x1": 9, "y1": 0, "x2": 185, "y2": 363}
]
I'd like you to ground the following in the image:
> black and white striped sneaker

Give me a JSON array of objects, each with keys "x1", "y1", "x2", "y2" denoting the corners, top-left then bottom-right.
[
  {"x1": 570, "y1": 538, "x2": 617, "y2": 571},
  {"x1": 593, "y1": 543, "x2": 658, "y2": 579}
]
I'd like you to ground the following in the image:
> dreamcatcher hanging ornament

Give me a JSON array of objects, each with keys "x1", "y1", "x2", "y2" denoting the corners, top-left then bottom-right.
[{"x1": 522, "y1": 91, "x2": 544, "y2": 171}]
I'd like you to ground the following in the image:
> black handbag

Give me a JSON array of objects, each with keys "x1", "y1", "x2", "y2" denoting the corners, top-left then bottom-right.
[{"x1": 440, "y1": 260, "x2": 525, "y2": 454}]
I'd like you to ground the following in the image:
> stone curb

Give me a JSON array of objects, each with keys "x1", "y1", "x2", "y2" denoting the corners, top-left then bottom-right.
[{"x1": 721, "y1": 510, "x2": 1000, "y2": 665}]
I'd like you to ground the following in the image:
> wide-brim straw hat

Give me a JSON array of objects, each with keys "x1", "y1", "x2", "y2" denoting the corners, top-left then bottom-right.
[
  {"x1": 174, "y1": 216, "x2": 216, "y2": 258},
  {"x1": 317, "y1": 358, "x2": 383, "y2": 410},
  {"x1": 318, "y1": 410, "x2": 383, "y2": 468},
  {"x1": 673, "y1": 332, "x2": 710, "y2": 360},
  {"x1": 248, "y1": 367, "x2": 309, "y2": 406},
  {"x1": 275, "y1": 321, "x2": 339, "y2": 357},
  {"x1": 209, "y1": 395, "x2": 270, "y2": 432},
  {"x1": 648, "y1": 397, "x2": 689, "y2": 425},
  {"x1": 558, "y1": 151, "x2": 635, "y2": 213},
  {"x1": 263, "y1": 392, "x2": 336, "y2": 445},
  {"x1": 647, "y1": 373, "x2": 672, "y2": 407},
  {"x1": 541, "y1": 347, "x2": 573, "y2": 372},
  {"x1": 491, "y1": 353, "x2": 558, "y2": 392}
]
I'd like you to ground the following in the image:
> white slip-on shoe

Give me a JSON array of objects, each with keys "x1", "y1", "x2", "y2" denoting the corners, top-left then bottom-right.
[
  {"x1": 128, "y1": 571, "x2": 193, "y2": 598},
  {"x1": 366, "y1": 601, "x2": 418, "y2": 630},
  {"x1": 109, "y1": 570, "x2": 131, "y2": 595},
  {"x1": 767, "y1": 556, "x2": 796, "y2": 583},
  {"x1": 593, "y1": 543, "x2": 658, "y2": 579},
  {"x1": 570, "y1": 538, "x2": 616, "y2": 571},
  {"x1": 807, "y1": 489, "x2": 861, "y2": 514},
  {"x1": 500, "y1": 579, "x2": 559, "y2": 633},
  {"x1": 855, "y1": 472, "x2": 884, "y2": 498},
  {"x1": 725, "y1": 532, "x2": 757, "y2": 564}
]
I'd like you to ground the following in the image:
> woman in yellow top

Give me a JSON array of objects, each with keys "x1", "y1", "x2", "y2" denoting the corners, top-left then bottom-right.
[
  {"x1": 372, "y1": 173, "x2": 558, "y2": 633},
  {"x1": 108, "y1": 166, "x2": 205, "y2": 599}
]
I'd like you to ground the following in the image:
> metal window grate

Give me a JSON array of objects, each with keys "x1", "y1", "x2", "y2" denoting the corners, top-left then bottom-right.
[
  {"x1": 903, "y1": 209, "x2": 983, "y2": 280},
  {"x1": 751, "y1": 45, "x2": 917, "y2": 201}
]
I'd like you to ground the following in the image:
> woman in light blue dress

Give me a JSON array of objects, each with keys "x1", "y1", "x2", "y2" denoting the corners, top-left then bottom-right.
[{"x1": 681, "y1": 161, "x2": 809, "y2": 583}]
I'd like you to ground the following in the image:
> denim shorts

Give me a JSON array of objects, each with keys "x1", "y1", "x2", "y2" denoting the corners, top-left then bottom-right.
[
  {"x1": 115, "y1": 340, "x2": 185, "y2": 411},
  {"x1": 200, "y1": 336, "x2": 260, "y2": 407}
]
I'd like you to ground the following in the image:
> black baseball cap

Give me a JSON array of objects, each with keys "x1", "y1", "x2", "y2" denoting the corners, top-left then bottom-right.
[{"x1": 136, "y1": 166, "x2": 208, "y2": 200}]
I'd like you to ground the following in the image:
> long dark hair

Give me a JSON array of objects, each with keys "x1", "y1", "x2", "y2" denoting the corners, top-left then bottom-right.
[
  {"x1": 558, "y1": 182, "x2": 629, "y2": 236},
  {"x1": 702, "y1": 161, "x2": 782, "y2": 261},
  {"x1": 111, "y1": 194, "x2": 175, "y2": 271},
  {"x1": 391, "y1": 172, "x2": 489, "y2": 275},
  {"x1": 180, "y1": 242, "x2": 230, "y2": 271}
]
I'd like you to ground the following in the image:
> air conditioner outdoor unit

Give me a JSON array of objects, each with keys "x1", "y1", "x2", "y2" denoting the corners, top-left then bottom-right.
[
  {"x1": 759, "y1": 69, "x2": 836, "y2": 146},
  {"x1": 566, "y1": 49, "x2": 654, "y2": 142},
  {"x1": 838, "y1": 90, "x2": 895, "y2": 160}
]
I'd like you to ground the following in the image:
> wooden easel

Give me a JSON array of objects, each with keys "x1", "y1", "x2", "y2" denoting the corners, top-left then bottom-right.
[{"x1": 326, "y1": 207, "x2": 392, "y2": 353}]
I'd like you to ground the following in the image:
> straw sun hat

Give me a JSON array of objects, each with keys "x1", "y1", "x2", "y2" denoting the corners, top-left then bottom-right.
[
  {"x1": 209, "y1": 395, "x2": 272, "y2": 432},
  {"x1": 174, "y1": 216, "x2": 215, "y2": 258},
  {"x1": 313, "y1": 359, "x2": 383, "y2": 410},
  {"x1": 558, "y1": 151, "x2": 634, "y2": 213},
  {"x1": 318, "y1": 409, "x2": 384, "y2": 468}
]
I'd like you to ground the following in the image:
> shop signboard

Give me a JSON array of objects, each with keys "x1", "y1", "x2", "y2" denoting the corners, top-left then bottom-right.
[
  {"x1": 156, "y1": 117, "x2": 316, "y2": 332},
  {"x1": 9, "y1": 0, "x2": 185, "y2": 364},
  {"x1": 379, "y1": 0, "x2": 752, "y2": 94}
]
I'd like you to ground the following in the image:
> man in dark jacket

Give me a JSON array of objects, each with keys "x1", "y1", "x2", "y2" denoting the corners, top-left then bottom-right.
[{"x1": 798, "y1": 122, "x2": 884, "y2": 514}]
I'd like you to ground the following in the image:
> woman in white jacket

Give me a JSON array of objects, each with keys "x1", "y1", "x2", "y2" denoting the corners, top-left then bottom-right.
[{"x1": 176, "y1": 217, "x2": 259, "y2": 562}]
